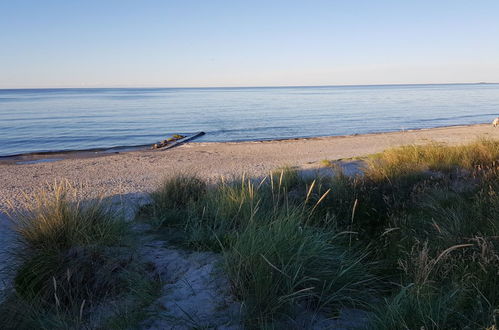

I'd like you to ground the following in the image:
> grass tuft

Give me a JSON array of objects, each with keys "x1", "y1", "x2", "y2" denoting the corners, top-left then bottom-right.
[
  {"x1": 1, "y1": 181, "x2": 159, "y2": 329},
  {"x1": 225, "y1": 208, "x2": 378, "y2": 325},
  {"x1": 150, "y1": 174, "x2": 206, "y2": 225}
]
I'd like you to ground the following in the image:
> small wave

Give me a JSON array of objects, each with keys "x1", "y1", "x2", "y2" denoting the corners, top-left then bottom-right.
[{"x1": 417, "y1": 113, "x2": 497, "y2": 122}]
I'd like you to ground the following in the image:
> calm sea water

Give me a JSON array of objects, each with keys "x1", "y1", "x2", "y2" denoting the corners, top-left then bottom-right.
[{"x1": 1, "y1": 84, "x2": 498, "y2": 157}]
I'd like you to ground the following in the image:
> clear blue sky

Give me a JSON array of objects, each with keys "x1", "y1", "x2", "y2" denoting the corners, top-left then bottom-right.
[{"x1": 1, "y1": 0, "x2": 498, "y2": 88}]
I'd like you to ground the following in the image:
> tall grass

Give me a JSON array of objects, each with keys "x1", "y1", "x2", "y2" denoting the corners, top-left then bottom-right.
[
  {"x1": 225, "y1": 209, "x2": 378, "y2": 325},
  {"x1": 366, "y1": 139, "x2": 499, "y2": 179},
  {"x1": 148, "y1": 167, "x2": 305, "y2": 250},
  {"x1": 1, "y1": 181, "x2": 158, "y2": 329},
  {"x1": 147, "y1": 139, "x2": 499, "y2": 328},
  {"x1": 377, "y1": 171, "x2": 499, "y2": 328},
  {"x1": 150, "y1": 174, "x2": 206, "y2": 225},
  {"x1": 362, "y1": 141, "x2": 499, "y2": 329},
  {"x1": 147, "y1": 168, "x2": 379, "y2": 325}
]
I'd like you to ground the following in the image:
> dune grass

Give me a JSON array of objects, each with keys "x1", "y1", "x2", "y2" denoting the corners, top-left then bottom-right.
[
  {"x1": 150, "y1": 174, "x2": 206, "y2": 226},
  {"x1": 366, "y1": 138, "x2": 499, "y2": 179},
  {"x1": 0, "y1": 181, "x2": 159, "y2": 329},
  {"x1": 147, "y1": 139, "x2": 499, "y2": 328},
  {"x1": 225, "y1": 209, "x2": 378, "y2": 325},
  {"x1": 146, "y1": 168, "x2": 379, "y2": 325},
  {"x1": 312, "y1": 140, "x2": 499, "y2": 328},
  {"x1": 3, "y1": 139, "x2": 495, "y2": 328}
]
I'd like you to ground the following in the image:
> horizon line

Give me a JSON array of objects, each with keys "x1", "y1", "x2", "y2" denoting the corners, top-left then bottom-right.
[{"x1": 0, "y1": 81, "x2": 497, "y2": 91}]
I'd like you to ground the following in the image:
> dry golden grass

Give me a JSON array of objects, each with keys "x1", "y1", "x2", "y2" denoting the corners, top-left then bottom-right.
[{"x1": 366, "y1": 139, "x2": 499, "y2": 179}]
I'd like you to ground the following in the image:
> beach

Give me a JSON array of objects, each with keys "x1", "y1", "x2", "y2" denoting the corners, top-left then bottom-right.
[
  {"x1": 1, "y1": 123, "x2": 498, "y2": 326},
  {"x1": 3, "y1": 2, "x2": 499, "y2": 326},
  {"x1": 1, "y1": 123, "x2": 498, "y2": 211}
]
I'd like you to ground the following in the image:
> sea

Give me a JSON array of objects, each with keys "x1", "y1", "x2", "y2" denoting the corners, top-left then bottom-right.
[{"x1": 1, "y1": 83, "x2": 498, "y2": 157}]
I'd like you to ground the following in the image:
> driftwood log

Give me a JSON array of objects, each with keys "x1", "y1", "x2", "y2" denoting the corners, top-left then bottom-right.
[{"x1": 152, "y1": 132, "x2": 205, "y2": 150}]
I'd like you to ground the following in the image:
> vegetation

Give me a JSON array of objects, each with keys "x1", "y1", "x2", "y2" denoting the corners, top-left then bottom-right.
[
  {"x1": 225, "y1": 211, "x2": 377, "y2": 325},
  {"x1": 150, "y1": 174, "x2": 206, "y2": 225},
  {"x1": 147, "y1": 139, "x2": 499, "y2": 328},
  {"x1": 0, "y1": 181, "x2": 159, "y2": 329},
  {"x1": 2, "y1": 139, "x2": 497, "y2": 328}
]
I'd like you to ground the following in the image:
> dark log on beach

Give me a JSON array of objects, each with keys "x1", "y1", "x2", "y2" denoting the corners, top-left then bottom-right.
[
  {"x1": 152, "y1": 134, "x2": 186, "y2": 149},
  {"x1": 154, "y1": 132, "x2": 205, "y2": 151}
]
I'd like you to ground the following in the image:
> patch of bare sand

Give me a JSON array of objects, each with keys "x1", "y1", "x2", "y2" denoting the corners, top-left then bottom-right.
[{"x1": 139, "y1": 240, "x2": 242, "y2": 329}]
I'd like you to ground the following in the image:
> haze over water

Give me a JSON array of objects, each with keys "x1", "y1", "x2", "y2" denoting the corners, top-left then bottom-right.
[{"x1": 1, "y1": 83, "x2": 498, "y2": 157}]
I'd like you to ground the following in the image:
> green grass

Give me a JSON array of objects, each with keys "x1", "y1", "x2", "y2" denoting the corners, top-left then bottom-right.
[
  {"x1": 146, "y1": 169, "x2": 379, "y2": 325},
  {"x1": 5, "y1": 139, "x2": 496, "y2": 328},
  {"x1": 0, "y1": 181, "x2": 160, "y2": 329},
  {"x1": 147, "y1": 139, "x2": 499, "y2": 328},
  {"x1": 224, "y1": 209, "x2": 377, "y2": 325},
  {"x1": 150, "y1": 174, "x2": 206, "y2": 225}
]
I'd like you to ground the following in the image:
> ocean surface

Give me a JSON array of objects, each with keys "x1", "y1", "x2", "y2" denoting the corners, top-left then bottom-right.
[{"x1": 1, "y1": 84, "x2": 498, "y2": 157}]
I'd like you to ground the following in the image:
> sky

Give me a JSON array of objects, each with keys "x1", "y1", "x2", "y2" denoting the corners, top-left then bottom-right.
[{"x1": 1, "y1": 0, "x2": 499, "y2": 88}]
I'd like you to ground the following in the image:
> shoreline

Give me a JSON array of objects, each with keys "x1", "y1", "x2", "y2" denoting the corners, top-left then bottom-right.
[
  {"x1": 1, "y1": 123, "x2": 498, "y2": 212},
  {"x1": 0, "y1": 122, "x2": 492, "y2": 165}
]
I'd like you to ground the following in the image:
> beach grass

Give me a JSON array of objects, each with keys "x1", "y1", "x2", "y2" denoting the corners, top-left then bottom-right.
[
  {"x1": 150, "y1": 173, "x2": 206, "y2": 225},
  {"x1": 147, "y1": 139, "x2": 499, "y2": 328},
  {"x1": 2, "y1": 139, "x2": 497, "y2": 328},
  {"x1": 365, "y1": 138, "x2": 499, "y2": 179},
  {"x1": 0, "y1": 181, "x2": 160, "y2": 329},
  {"x1": 224, "y1": 209, "x2": 378, "y2": 325}
]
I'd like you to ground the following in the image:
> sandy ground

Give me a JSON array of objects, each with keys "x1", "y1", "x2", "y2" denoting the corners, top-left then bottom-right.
[
  {"x1": 140, "y1": 239, "x2": 242, "y2": 329},
  {"x1": 1, "y1": 124, "x2": 498, "y2": 211}
]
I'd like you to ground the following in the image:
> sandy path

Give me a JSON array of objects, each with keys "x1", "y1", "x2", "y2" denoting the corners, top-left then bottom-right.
[{"x1": 1, "y1": 124, "x2": 498, "y2": 210}]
